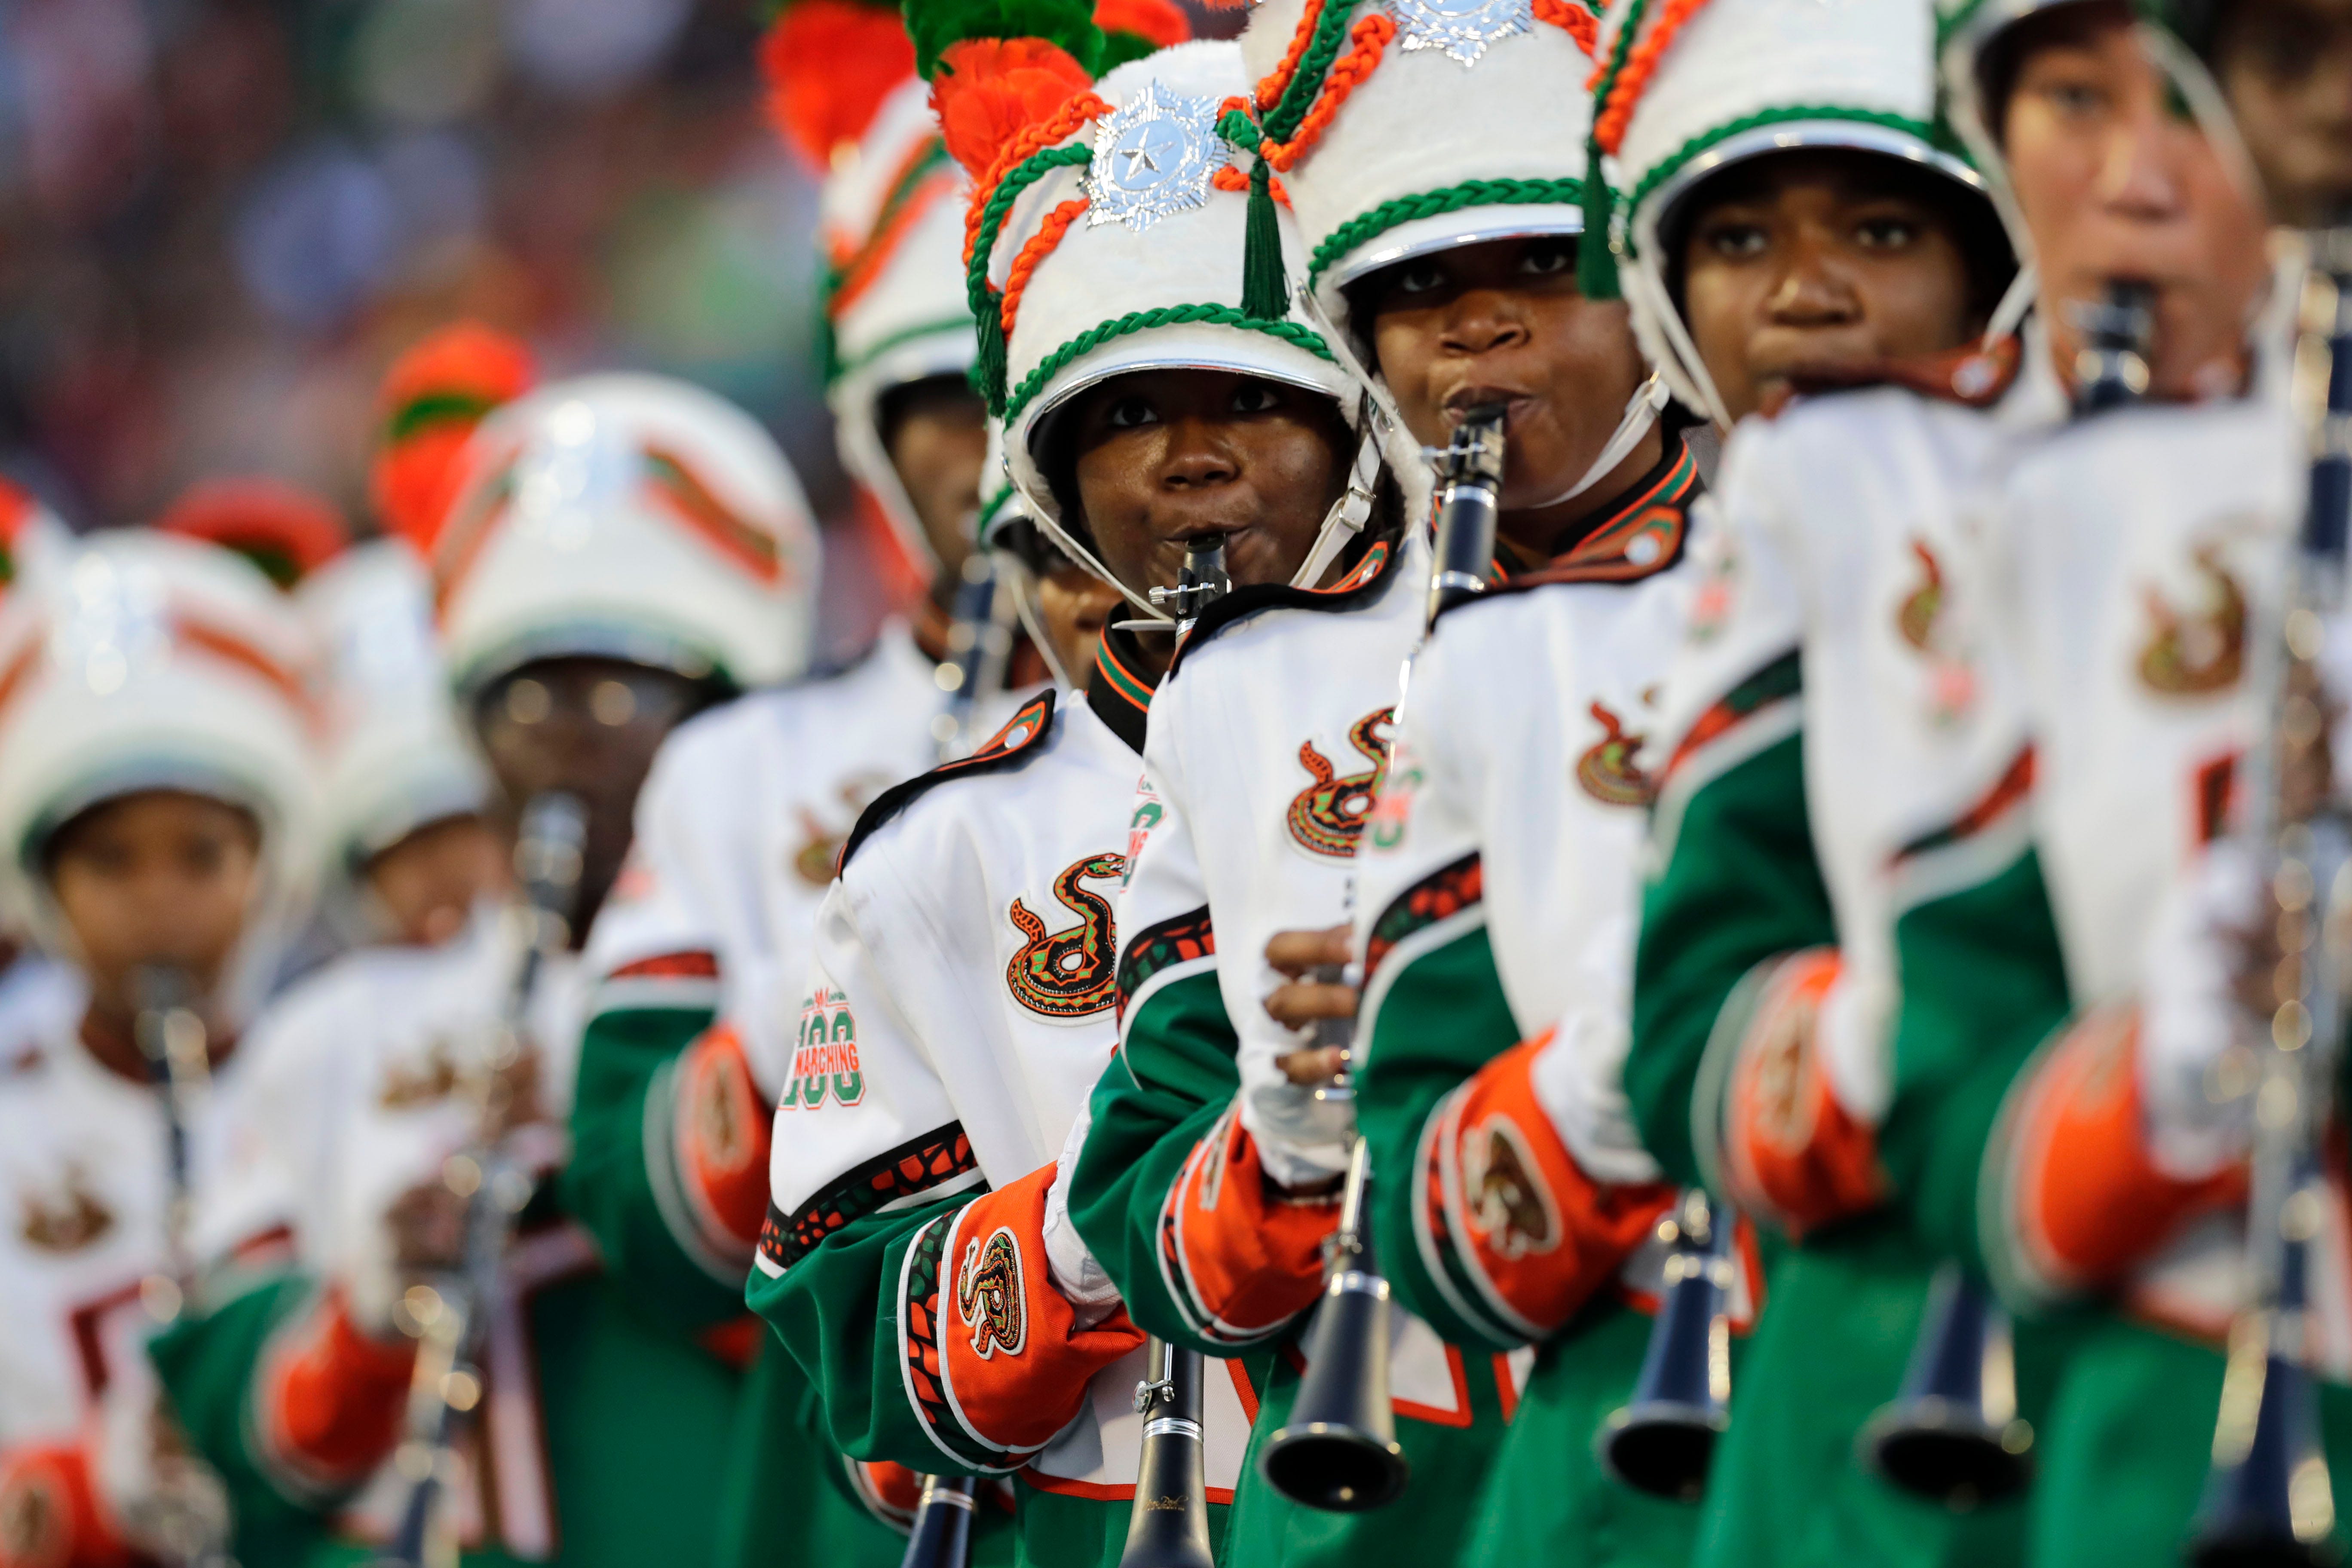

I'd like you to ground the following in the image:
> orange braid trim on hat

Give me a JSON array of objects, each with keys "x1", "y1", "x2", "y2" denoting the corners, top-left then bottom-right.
[
  {"x1": 1252, "y1": 0, "x2": 1329, "y2": 112},
  {"x1": 1210, "y1": 163, "x2": 1289, "y2": 202},
  {"x1": 999, "y1": 197, "x2": 1090, "y2": 335},
  {"x1": 1256, "y1": 10, "x2": 1394, "y2": 172},
  {"x1": 1531, "y1": 0, "x2": 1600, "y2": 56},
  {"x1": 1592, "y1": 0, "x2": 1710, "y2": 155},
  {"x1": 963, "y1": 92, "x2": 1114, "y2": 268}
]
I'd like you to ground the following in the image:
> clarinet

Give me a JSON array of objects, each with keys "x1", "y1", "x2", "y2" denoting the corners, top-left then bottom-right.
[
  {"x1": 2187, "y1": 222, "x2": 2352, "y2": 1568},
  {"x1": 130, "y1": 966, "x2": 239, "y2": 1568},
  {"x1": 375, "y1": 793, "x2": 587, "y2": 1568},
  {"x1": 1117, "y1": 1338, "x2": 1216, "y2": 1568},
  {"x1": 1262, "y1": 404, "x2": 1507, "y2": 1512},
  {"x1": 897, "y1": 1476, "x2": 978, "y2": 1568},
  {"x1": 1858, "y1": 280, "x2": 2162, "y2": 1513}
]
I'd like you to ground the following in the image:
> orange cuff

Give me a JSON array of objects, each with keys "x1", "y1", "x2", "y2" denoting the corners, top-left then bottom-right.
[
  {"x1": 0, "y1": 1442, "x2": 131, "y2": 1568},
  {"x1": 923, "y1": 1165, "x2": 1145, "y2": 1458},
  {"x1": 1158, "y1": 1104, "x2": 1336, "y2": 1345},
  {"x1": 2006, "y1": 1007, "x2": 2246, "y2": 1293},
  {"x1": 674, "y1": 1022, "x2": 774, "y2": 1253},
  {"x1": 1428, "y1": 1033, "x2": 1676, "y2": 1341},
  {"x1": 1719, "y1": 949, "x2": 1886, "y2": 1238},
  {"x1": 257, "y1": 1286, "x2": 417, "y2": 1492}
]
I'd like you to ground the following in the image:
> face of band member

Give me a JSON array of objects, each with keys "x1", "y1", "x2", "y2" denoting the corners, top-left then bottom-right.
[
  {"x1": 1065, "y1": 367, "x2": 1352, "y2": 595},
  {"x1": 1678, "y1": 151, "x2": 1988, "y2": 421},
  {"x1": 365, "y1": 813, "x2": 509, "y2": 948},
  {"x1": 1361, "y1": 235, "x2": 1650, "y2": 511},
  {"x1": 475, "y1": 656, "x2": 705, "y2": 940},
  {"x1": 2212, "y1": 0, "x2": 2352, "y2": 227},
  {"x1": 881, "y1": 374, "x2": 991, "y2": 583},
  {"x1": 48, "y1": 790, "x2": 262, "y2": 1021},
  {"x1": 1035, "y1": 562, "x2": 1123, "y2": 681},
  {"x1": 2002, "y1": 2, "x2": 2272, "y2": 400}
]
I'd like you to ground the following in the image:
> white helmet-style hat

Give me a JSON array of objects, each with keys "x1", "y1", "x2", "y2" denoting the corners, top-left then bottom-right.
[
  {"x1": 0, "y1": 529, "x2": 325, "y2": 1011},
  {"x1": 760, "y1": 0, "x2": 979, "y2": 576},
  {"x1": 428, "y1": 373, "x2": 821, "y2": 698},
  {"x1": 1234, "y1": 0, "x2": 1660, "y2": 511},
  {"x1": 301, "y1": 539, "x2": 490, "y2": 873},
  {"x1": 1592, "y1": 0, "x2": 2003, "y2": 429},
  {"x1": 966, "y1": 39, "x2": 1367, "y2": 620}
]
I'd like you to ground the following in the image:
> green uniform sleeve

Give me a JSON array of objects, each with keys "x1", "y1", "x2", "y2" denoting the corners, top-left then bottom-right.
[
  {"x1": 1068, "y1": 947, "x2": 1248, "y2": 1359},
  {"x1": 747, "y1": 1184, "x2": 991, "y2": 1476},
  {"x1": 1355, "y1": 864, "x2": 1526, "y2": 1351},
  {"x1": 1629, "y1": 659, "x2": 1834, "y2": 1189},
  {"x1": 562, "y1": 1000, "x2": 750, "y2": 1334},
  {"x1": 1880, "y1": 844, "x2": 2072, "y2": 1280},
  {"x1": 147, "y1": 1272, "x2": 339, "y2": 1566}
]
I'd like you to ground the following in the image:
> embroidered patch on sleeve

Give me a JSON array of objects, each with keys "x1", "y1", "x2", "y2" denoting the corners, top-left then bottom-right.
[
  {"x1": 1005, "y1": 853, "x2": 1126, "y2": 1019},
  {"x1": 780, "y1": 986, "x2": 866, "y2": 1110},
  {"x1": 1286, "y1": 707, "x2": 1393, "y2": 858}
]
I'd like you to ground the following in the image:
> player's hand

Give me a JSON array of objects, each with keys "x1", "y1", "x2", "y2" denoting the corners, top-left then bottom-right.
[{"x1": 1263, "y1": 925, "x2": 1356, "y2": 1086}]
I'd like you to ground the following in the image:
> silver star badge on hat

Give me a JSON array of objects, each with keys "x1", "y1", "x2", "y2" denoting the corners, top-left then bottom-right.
[
  {"x1": 1389, "y1": 0, "x2": 1531, "y2": 65},
  {"x1": 1084, "y1": 78, "x2": 1231, "y2": 233}
]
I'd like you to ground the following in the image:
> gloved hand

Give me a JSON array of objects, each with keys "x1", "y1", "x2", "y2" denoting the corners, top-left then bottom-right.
[{"x1": 2137, "y1": 835, "x2": 2265, "y2": 1181}]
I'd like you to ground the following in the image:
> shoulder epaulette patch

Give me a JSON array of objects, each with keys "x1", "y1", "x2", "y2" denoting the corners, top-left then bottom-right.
[
  {"x1": 835, "y1": 690, "x2": 1057, "y2": 876},
  {"x1": 1445, "y1": 446, "x2": 1701, "y2": 610},
  {"x1": 1167, "y1": 533, "x2": 1402, "y2": 678},
  {"x1": 1762, "y1": 337, "x2": 2021, "y2": 420}
]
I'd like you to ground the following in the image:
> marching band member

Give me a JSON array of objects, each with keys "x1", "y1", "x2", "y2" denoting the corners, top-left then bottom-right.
[
  {"x1": 0, "y1": 511, "x2": 325, "y2": 1568},
  {"x1": 1865, "y1": 2, "x2": 2349, "y2": 1559},
  {"x1": 1062, "y1": 0, "x2": 1692, "y2": 1559},
  {"x1": 146, "y1": 353, "x2": 823, "y2": 1568},
  {"x1": 745, "y1": 16, "x2": 1387, "y2": 1561}
]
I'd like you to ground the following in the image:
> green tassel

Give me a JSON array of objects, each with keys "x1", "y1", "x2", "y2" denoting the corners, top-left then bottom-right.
[
  {"x1": 1240, "y1": 159, "x2": 1289, "y2": 321},
  {"x1": 975, "y1": 292, "x2": 1009, "y2": 415},
  {"x1": 1577, "y1": 156, "x2": 1620, "y2": 301}
]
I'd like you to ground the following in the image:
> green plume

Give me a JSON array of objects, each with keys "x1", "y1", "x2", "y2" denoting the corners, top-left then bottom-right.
[{"x1": 902, "y1": 0, "x2": 1104, "y2": 79}]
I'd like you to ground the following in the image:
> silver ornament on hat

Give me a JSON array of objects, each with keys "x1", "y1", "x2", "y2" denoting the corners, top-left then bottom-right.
[
  {"x1": 1389, "y1": 0, "x2": 1530, "y2": 67},
  {"x1": 1083, "y1": 77, "x2": 1232, "y2": 233}
]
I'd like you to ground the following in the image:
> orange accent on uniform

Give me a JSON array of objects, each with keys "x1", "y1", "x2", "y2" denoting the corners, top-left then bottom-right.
[
  {"x1": 860, "y1": 1460, "x2": 928, "y2": 1518},
  {"x1": 1718, "y1": 949, "x2": 1887, "y2": 1239},
  {"x1": 937, "y1": 1165, "x2": 1145, "y2": 1453},
  {"x1": 2009, "y1": 1007, "x2": 2247, "y2": 1290},
  {"x1": 1167, "y1": 1110, "x2": 1337, "y2": 1338},
  {"x1": 697, "y1": 1316, "x2": 765, "y2": 1370},
  {"x1": 258, "y1": 1289, "x2": 418, "y2": 1488},
  {"x1": 1440, "y1": 1034, "x2": 1676, "y2": 1335},
  {"x1": 0, "y1": 1441, "x2": 132, "y2": 1568},
  {"x1": 675, "y1": 1023, "x2": 775, "y2": 1251}
]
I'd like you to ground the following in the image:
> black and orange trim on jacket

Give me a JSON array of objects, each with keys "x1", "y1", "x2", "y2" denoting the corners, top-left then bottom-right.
[
  {"x1": 836, "y1": 690, "x2": 1057, "y2": 873},
  {"x1": 756, "y1": 1122, "x2": 980, "y2": 1274}
]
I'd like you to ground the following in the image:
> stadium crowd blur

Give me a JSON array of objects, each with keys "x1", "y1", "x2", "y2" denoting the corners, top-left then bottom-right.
[{"x1": 0, "y1": 0, "x2": 1194, "y2": 658}]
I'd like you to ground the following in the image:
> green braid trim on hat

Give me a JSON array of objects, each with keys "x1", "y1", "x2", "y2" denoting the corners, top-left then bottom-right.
[
  {"x1": 1003, "y1": 305, "x2": 1339, "y2": 422},
  {"x1": 967, "y1": 143, "x2": 1094, "y2": 318},
  {"x1": 1577, "y1": 0, "x2": 1651, "y2": 298},
  {"x1": 1623, "y1": 107, "x2": 1939, "y2": 256},
  {"x1": 1306, "y1": 178, "x2": 1589, "y2": 287},
  {"x1": 832, "y1": 315, "x2": 979, "y2": 387},
  {"x1": 1263, "y1": 0, "x2": 1364, "y2": 144}
]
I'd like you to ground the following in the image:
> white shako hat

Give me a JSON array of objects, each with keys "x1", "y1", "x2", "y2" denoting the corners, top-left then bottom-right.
[
  {"x1": 300, "y1": 539, "x2": 491, "y2": 872},
  {"x1": 813, "y1": 75, "x2": 978, "y2": 576},
  {"x1": 429, "y1": 372, "x2": 821, "y2": 701},
  {"x1": 982, "y1": 40, "x2": 1366, "y2": 620},
  {"x1": 0, "y1": 529, "x2": 325, "y2": 1011},
  {"x1": 1233, "y1": 0, "x2": 1605, "y2": 332},
  {"x1": 1592, "y1": 0, "x2": 1995, "y2": 428}
]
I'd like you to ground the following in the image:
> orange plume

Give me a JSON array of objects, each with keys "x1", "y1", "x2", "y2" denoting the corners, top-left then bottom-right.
[
  {"x1": 1092, "y1": 0, "x2": 1190, "y2": 45},
  {"x1": 760, "y1": 1, "x2": 919, "y2": 170},
  {"x1": 156, "y1": 478, "x2": 348, "y2": 590},
  {"x1": 368, "y1": 322, "x2": 536, "y2": 555},
  {"x1": 930, "y1": 37, "x2": 1097, "y2": 180}
]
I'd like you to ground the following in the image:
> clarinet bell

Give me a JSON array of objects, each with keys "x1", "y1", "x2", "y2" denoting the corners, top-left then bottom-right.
[
  {"x1": 1597, "y1": 1191, "x2": 1733, "y2": 1501},
  {"x1": 2188, "y1": 1317, "x2": 2338, "y2": 1568},
  {"x1": 1861, "y1": 1265, "x2": 2034, "y2": 1509},
  {"x1": 1118, "y1": 1341, "x2": 1217, "y2": 1568},
  {"x1": 1261, "y1": 1265, "x2": 1411, "y2": 1511},
  {"x1": 897, "y1": 1476, "x2": 977, "y2": 1568}
]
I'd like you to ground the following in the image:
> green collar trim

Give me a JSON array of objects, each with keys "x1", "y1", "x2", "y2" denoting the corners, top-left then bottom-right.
[
  {"x1": 1624, "y1": 107, "x2": 1940, "y2": 256},
  {"x1": 1307, "y1": 177, "x2": 1589, "y2": 288},
  {"x1": 1003, "y1": 304, "x2": 1338, "y2": 423}
]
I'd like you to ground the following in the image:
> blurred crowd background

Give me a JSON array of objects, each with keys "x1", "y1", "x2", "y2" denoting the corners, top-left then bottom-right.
[{"x1": 0, "y1": 0, "x2": 1231, "y2": 656}]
